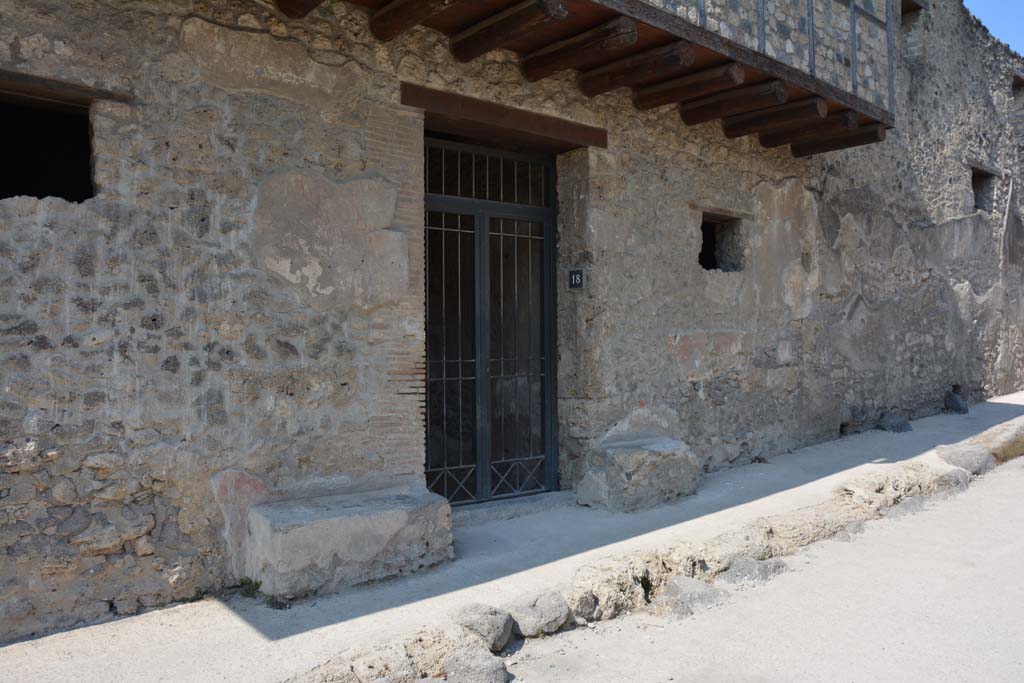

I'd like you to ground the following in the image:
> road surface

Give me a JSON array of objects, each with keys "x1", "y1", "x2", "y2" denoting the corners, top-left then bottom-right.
[{"x1": 507, "y1": 458, "x2": 1024, "y2": 683}]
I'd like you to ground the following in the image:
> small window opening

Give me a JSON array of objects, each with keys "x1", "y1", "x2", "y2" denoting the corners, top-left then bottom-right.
[
  {"x1": 899, "y1": 0, "x2": 926, "y2": 25},
  {"x1": 1013, "y1": 71, "x2": 1024, "y2": 100},
  {"x1": 971, "y1": 167, "x2": 996, "y2": 213},
  {"x1": 0, "y1": 94, "x2": 94, "y2": 203},
  {"x1": 699, "y1": 214, "x2": 744, "y2": 272}
]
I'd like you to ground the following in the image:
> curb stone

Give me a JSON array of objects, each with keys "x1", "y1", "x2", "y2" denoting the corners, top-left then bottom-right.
[{"x1": 289, "y1": 416, "x2": 1024, "y2": 682}]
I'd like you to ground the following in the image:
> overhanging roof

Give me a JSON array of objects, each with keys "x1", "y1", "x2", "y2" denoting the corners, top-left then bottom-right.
[{"x1": 275, "y1": 0, "x2": 892, "y2": 157}]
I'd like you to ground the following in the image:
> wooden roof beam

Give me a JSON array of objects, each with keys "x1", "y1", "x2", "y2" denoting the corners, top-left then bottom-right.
[
  {"x1": 680, "y1": 80, "x2": 788, "y2": 126},
  {"x1": 633, "y1": 63, "x2": 745, "y2": 110},
  {"x1": 722, "y1": 98, "x2": 828, "y2": 139},
  {"x1": 274, "y1": 0, "x2": 325, "y2": 19},
  {"x1": 791, "y1": 124, "x2": 887, "y2": 157},
  {"x1": 521, "y1": 16, "x2": 638, "y2": 82},
  {"x1": 371, "y1": 0, "x2": 470, "y2": 42},
  {"x1": 758, "y1": 110, "x2": 860, "y2": 148},
  {"x1": 577, "y1": 41, "x2": 695, "y2": 97},
  {"x1": 450, "y1": 0, "x2": 569, "y2": 64}
]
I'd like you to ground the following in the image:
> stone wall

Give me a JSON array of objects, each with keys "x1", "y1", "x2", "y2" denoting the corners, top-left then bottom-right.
[{"x1": 0, "y1": 0, "x2": 1022, "y2": 642}]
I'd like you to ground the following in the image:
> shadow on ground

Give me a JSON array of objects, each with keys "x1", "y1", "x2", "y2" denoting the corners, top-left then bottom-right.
[{"x1": 213, "y1": 398, "x2": 1024, "y2": 642}]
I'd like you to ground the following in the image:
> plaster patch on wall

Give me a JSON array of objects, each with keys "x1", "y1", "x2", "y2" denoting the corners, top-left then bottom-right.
[{"x1": 253, "y1": 171, "x2": 408, "y2": 310}]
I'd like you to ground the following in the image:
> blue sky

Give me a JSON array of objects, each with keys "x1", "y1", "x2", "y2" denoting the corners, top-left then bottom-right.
[{"x1": 963, "y1": 0, "x2": 1024, "y2": 55}]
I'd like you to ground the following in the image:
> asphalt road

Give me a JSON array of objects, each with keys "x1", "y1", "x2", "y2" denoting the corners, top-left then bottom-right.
[{"x1": 507, "y1": 458, "x2": 1024, "y2": 683}]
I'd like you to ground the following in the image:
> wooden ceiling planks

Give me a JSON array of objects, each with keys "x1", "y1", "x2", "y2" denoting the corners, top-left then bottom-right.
[{"x1": 274, "y1": 0, "x2": 890, "y2": 156}]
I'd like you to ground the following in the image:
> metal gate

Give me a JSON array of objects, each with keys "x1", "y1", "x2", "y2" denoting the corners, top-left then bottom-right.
[{"x1": 424, "y1": 138, "x2": 557, "y2": 504}]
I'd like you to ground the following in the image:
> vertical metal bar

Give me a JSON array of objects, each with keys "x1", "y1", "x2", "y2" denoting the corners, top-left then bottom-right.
[
  {"x1": 886, "y1": 0, "x2": 896, "y2": 113},
  {"x1": 807, "y1": 0, "x2": 816, "y2": 76},
  {"x1": 698, "y1": 0, "x2": 706, "y2": 29},
  {"x1": 758, "y1": 0, "x2": 766, "y2": 53},
  {"x1": 440, "y1": 216, "x2": 448, "y2": 499},
  {"x1": 849, "y1": 0, "x2": 858, "y2": 96},
  {"x1": 542, "y1": 164, "x2": 558, "y2": 493},
  {"x1": 475, "y1": 211, "x2": 491, "y2": 501}
]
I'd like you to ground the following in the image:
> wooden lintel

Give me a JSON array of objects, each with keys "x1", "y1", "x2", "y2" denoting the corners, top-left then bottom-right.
[
  {"x1": 680, "y1": 80, "x2": 788, "y2": 126},
  {"x1": 521, "y1": 16, "x2": 638, "y2": 82},
  {"x1": 758, "y1": 110, "x2": 860, "y2": 148},
  {"x1": 633, "y1": 63, "x2": 745, "y2": 110},
  {"x1": 450, "y1": 0, "x2": 569, "y2": 64},
  {"x1": 576, "y1": 41, "x2": 695, "y2": 97},
  {"x1": 791, "y1": 124, "x2": 887, "y2": 157},
  {"x1": 371, "y1": 0, "x2": 466, "y2": 42},
  {"x1": 274, "y1": 0, "x2": 326, "y2": 19},
  {"x1": 722, "y1": 98, "x2": 828, "y2": 139},
  {"x1": 0, "y1": 68, "x2": 132, "y2": 110},
  {"x1": 400, "y1": 82, "x2": 607, "y2": 151}
]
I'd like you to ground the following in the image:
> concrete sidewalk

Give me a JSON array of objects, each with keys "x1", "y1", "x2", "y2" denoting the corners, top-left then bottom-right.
[{"x1": 4, "y1": 394, "x2": 1024, "y2": 683}]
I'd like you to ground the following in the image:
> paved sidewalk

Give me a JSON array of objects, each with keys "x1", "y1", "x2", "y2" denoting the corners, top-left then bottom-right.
[
  {"x1": 3, "y1": 394, "x2": 1024, "y2": 683},
  {"x1": 508, "y1": 457, "x2": 1024, "y2": 683}
]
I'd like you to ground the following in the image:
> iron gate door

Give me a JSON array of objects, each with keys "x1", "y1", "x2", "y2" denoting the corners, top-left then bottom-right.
[{"x1": 424, "y1": 138, "x2": 557, "y2": 504}]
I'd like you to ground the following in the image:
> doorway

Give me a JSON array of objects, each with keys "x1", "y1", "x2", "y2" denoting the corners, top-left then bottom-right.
[{"x1": 424, "y1": 138, "x2": 557, "y2": 504}]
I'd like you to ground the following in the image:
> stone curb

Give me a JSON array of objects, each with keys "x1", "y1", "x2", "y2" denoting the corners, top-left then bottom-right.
[{"x1": 288, "y1": 417, "x2": 1024, "y2": 683}]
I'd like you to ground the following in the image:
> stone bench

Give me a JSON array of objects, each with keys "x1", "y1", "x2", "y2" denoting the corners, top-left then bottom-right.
[{"x1": 242, "y1": 487, "x2": 453, "y2": 598}]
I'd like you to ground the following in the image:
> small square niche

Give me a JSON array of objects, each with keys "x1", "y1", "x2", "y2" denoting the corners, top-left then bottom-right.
[
  {"x1": 698, "y1": 214, "x2": 744, "y2": 272},
  {"x1": 971, "y1": 167, "x2": 996, "y2": 213}
]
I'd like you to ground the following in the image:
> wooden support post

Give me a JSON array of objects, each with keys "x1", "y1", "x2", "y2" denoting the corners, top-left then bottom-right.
[
  {"x1": 371, "y1": 0, "x2": 466, "y2": 42},
  {"x1": 680, "y1": 80, "x2": 788, "y2": 126},
  {"x1": 758, "y1": 110, "x2": 860, "y2": 148},
  {"x1": 722, "y1": 97, "x2": 828, "y2": 139},
  {"x1": 274, "y1": 0, "x2": 326, "y2": 18},
  {"x1": 633, "y1": 63, "x2": 745, "y2": 110},
  {"x1": 577, "y1": 41, "x2": 695, "y2": 97},
  {"x1": 791, "y1": 123, "x2": 887, "y2": 157},
  {"x1": 521, "y1": 16, "x2": 638, "y2": 82},
  {"x1": 450, "y1": 0, "x2": 569, "y2": 63}
]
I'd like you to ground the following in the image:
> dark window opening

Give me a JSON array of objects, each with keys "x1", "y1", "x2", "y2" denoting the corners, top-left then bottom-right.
[
  {"x1": 1013, "y1": 72, "x2": 1024, "y2": 100},
  {"x1": 971, "y1": 168, "x2": 996, "y2": 212},
  {"x1": 0, "y1": 95, "x2": 94, "y2": 202},
  {"x1": 899, "y1": 0, "x2": 926, "y2": 25},
  {"x1": 699, "y1": 215, "x2": 744, "y2": 272}
]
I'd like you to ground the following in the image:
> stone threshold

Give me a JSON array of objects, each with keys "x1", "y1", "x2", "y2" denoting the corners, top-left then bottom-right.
[{"x1": 3, "y1": 393, "x2": 1024, "y2": 683}]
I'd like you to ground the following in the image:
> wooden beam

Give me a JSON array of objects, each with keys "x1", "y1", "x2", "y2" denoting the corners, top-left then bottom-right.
[
  {"x1": 371, "y1": 0, "x2": 467, "y2": 42},
  {"x1": 577, "y1": 41, "x2": 695, "y2": 97},
  {"x1": 521, "y1": 16, "x2": 638, "y2": 82},
  {"x1": 633, "y1": 63, "x2": 745, "y2": 110},
  {"x1": 758, "y1": 110, "x2": 860, "y2": 148},
  {"x1": 450, "y1": 0, "x2": 569, "y2": 64},
  {"x1": 400, "y1": 82, "x2": 607, "y2": 150},
  {"x1": 274, "y1": 0, "x2": 325, "y2": 19},
  {"x1": 791, "y1": 124, "x2": 887, "y2": 157},
  {"x1": 722, "y1": 98, "x2": 828, "y2": 139},
  {"x1": 680, "y1": 80, "x2": 788, "y2": 126}
]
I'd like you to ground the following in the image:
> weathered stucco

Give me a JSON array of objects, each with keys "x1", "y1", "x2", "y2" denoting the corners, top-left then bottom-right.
[{"x1": 1, "y1": 0, "x2": 1022, "y2": 642}]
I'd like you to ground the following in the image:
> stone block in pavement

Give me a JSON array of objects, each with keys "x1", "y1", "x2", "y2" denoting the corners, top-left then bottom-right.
[
  {"x1": 651, "y1": 576, "x2": 729, "y2": 617},
  {"x1": 453, "y1": 604, "x2": 514, "y2": 652},
  {"x1": 576, "y1": 437, "x2": 701, "y2": 512},
  {"x1": 718, "y1": 557, "x2": 788, "y2": 586},
  {"x1": 507, "y1": 591, "x2": 570, "y2": 637},
  {"x1": 936, "y1": 444, "x2": 996, "y2": 475}
]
